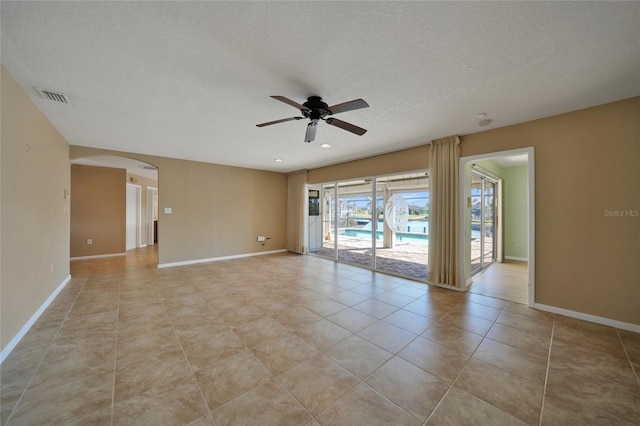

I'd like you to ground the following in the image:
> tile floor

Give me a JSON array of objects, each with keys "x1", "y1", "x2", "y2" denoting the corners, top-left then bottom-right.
[
  {"x1": 469, "y1": 261, "x2": 528, "y2": 305},
  {"x1": 1, "y1": 246, "x2": 639, "y2": 425}
]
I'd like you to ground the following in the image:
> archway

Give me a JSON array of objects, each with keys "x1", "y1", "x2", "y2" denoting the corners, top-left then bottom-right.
[{"x1": 70, "y1": 156, "x2": 159, "y2": 262}]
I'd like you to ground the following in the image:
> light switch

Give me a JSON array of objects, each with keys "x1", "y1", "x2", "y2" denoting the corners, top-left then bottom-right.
[{"x1": 164, "y1": 207, "x2": 172, "y2": 214}]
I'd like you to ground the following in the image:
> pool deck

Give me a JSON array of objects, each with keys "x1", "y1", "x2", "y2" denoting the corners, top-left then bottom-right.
[
  {"x1": 311, "y1": 235, "x2": 429, "y2": 280},
  {"x1": 311, "y1": 235, "x2": 491, "y2": 283}
]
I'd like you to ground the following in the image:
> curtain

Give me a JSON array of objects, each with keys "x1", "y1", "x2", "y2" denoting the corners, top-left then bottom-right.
[
  {"x1": 428, "y1": 135, "x2": 461, "y2": 287},
  {"x1": 286, "y1": 170, "x2": 308, "y2": 254}
]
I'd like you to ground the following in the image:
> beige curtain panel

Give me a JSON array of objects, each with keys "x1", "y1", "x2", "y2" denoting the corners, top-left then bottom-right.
[
  {"x1": 286, "y1": 170, "x2": 308, "y2": 254},
  {"x1": 427, "y1": 135, "x2": 461, "y2": 287}
]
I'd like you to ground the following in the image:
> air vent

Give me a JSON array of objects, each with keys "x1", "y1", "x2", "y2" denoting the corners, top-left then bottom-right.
[
  {"x1": 141, "y1": 165, "x2": 158, "y2": 170},
  {"x1": 36, "y1": 88, "x2": 72, "y2": 104}
]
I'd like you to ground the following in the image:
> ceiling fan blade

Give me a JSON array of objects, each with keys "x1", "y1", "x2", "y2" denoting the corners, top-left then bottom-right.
[
  {"x1": 271, "y1": 96, "x2": 310, "y2": 112},
  {"x1": 325, "y1": 117, "x2": 367, "y2": 136},
  {"x1": 327, "y1": 99, "x2": 369, "y2": 115},
  {"x1": 256, "y1": 117, "x2": 303, "y2": 127},
  {"x1": 305, "y1": 119, "x2": 319, "y2": 142}
]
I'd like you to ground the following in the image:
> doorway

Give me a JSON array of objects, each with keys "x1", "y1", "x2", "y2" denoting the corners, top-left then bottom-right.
[
  {"x1": 147, "y1": 187, "x2": 158, "y2": 245},
  {"x1": 70, "y1": 155, "x2": 159, "y2": 261},
  {"x1": 460, "y1": 148, "x2": 535, "y2": 306},
  {"x1": 126, "y1": 184, "x2": 142, "y2": 251}
]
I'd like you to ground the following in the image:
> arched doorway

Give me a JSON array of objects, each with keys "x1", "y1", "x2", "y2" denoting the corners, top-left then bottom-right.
[{"x1": 70, "y1": 156, "x2": 159, "y2": 262}]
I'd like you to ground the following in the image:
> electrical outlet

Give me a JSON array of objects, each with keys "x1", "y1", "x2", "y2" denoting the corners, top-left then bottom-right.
[
  {"x1": 87, "y1": 239, "x2": 93, "y2": 245},
  {"x1": 257, "y1": 236, "x2": 266, "y2": 242}
]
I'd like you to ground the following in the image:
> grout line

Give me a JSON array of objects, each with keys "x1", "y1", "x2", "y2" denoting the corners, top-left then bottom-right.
[
  {"x1": 160, "y1": 282, "x2": 214, "y2": 420},
  {"x1": 3, "y1": 274, "x2": 89, "y2": 426},
  {"x1": 109, "y1": 270, "x2": 122, "y2": 426},
  {"x1": 538, "y1": 315, "x2": 556, "y2": 426},
  {"x1": 616, "y1": 328, "x2": 640, "y2": 388},
  {"x1": 422, "y1": 300, "x2": 509, "y2": 425}
]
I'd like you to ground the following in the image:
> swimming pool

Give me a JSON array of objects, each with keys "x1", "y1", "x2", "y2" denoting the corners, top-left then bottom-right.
[{"x1": 339, "y1": 228, "x2": 428, "y2": 244}]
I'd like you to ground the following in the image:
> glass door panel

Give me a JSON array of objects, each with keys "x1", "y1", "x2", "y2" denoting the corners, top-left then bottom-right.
[
  {"x1": 483, "y1": 181, "x2": 496, "y2": 267},
  {"x1": 471, "y1": 172, "x2": 497, "y2": 276},
  {"x1": 375, "y1": 174, "x2": 429, "y2": 281},
  {"x1": 470, "y1": 174, "x2": 483, "y2": 275},
  {"x1": 313, "y1": 184, "x2": 336, "y2": 260},
  {"x1": 336, "y1": 181, "x2": 373, "y2": 268}
]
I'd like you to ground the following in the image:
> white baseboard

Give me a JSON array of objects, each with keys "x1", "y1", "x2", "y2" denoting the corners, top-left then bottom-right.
[
  {"x1": 70, "y1": 252, "x2": 126, "y2": 261},
  {"x1": 505, "y1": 256, "x2": 528, "y2": 262},
  {"x1": 0, "y1": 274, "x2": 72, "y2": 364},
  {"x1": 535, "y1": 303, "x2": 640, "y2": 333},
  {"x1": 157, "y1": 249, "x2": 288, "y2": 269}
]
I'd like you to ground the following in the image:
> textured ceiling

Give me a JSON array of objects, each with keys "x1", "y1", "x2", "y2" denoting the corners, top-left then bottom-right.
[{"x1": 2, "y1": 2, "x2": 639, "y2": 173}]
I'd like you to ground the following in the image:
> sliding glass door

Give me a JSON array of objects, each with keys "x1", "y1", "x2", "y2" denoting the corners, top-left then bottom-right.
[
  {"x1": 336, "y1": 180, "x2": 374, "y2": 268},
  {"x1": 311, "y1": 172, "x2": 429, "y2": 281},
  {"x1": 471, "y1": 172, "x2": 497, "y2": 275},
  {"x1": 375, "y1": 176, "x2": 429, "y2": 280}
]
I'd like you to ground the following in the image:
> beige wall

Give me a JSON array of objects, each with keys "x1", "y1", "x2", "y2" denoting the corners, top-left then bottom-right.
[
  {"x1": 70, "y1": 146, "x2": 287, "y2": 265},
  {"x1": 70, "y1": 165, "x2": 126, "y2": 257},
  {"x1": 309, "y1": 145, "x2": 429, "y2": 184},
  {"x1": 461, "y1": 97, "x2": 639, "y2": 325},
  {"x1": 310, "y1": 97, "x2": 639, "y2": 325},
  {"x1": 309, "y1": 98, "x2": 640, "y2": 324},
  {"x1": 1, "y1": 66, "x2": 71, "y2": 351}
]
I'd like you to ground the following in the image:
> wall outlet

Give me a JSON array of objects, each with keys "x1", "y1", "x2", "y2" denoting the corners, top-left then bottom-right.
[
  {"x1": 164, "y1": 207, "x2": 172, "y2": 214},
  {"x1": 257, "y1": 236, "x2": 266, "y2": 242},
  {"x1": 87, "y1": 239, "x2": 93, "y2": 245}
]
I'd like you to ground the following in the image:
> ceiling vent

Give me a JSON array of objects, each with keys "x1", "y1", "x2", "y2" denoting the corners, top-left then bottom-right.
[{"x1": 36, "y1": 88, "x2": 72, "y2": 104}]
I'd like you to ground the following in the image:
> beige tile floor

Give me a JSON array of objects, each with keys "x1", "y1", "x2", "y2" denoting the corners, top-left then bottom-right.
[
  {"x1": 1, "y1": 246, "x2": 639, "y2": 425},
  {"x1": 469, "y1": 261, "x2": 528, "y2": 305}
]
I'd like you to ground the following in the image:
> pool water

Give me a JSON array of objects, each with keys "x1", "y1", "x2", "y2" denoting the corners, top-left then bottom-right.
[
  {"x1": 339, "y1": 228, "x2": 428, "y2": 244},
  {"x1": 340, "y1": 219, "x2": 481, "y2": 242}
]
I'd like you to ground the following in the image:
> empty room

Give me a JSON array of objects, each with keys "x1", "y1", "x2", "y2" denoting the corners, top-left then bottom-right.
[{"x1": 1, "y1": 2, "x2": 639, "y2": 425}]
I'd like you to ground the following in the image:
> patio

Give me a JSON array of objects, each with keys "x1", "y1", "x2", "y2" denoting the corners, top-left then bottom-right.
[
  {"x1": 311, "y1": 235, "x2": 491, "y2": 285},
  {"x1": 311, "y1": 234, "x2": 429, "y2": 281}
]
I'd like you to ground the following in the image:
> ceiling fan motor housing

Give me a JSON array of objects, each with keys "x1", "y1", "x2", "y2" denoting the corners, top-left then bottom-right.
[{"x1": 302, "y1": 96, "x2": 331, "y2": 119}]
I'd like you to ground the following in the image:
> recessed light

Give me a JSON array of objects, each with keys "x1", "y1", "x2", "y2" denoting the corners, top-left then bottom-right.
[
  {"x1": 274, "y1": 158, "x2": 283, "y2": 162},
  {"x1": 320, "y1": 143, "x2": 331, "y2": 149}
]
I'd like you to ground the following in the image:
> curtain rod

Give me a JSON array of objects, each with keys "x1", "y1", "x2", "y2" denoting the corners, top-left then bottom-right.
[{"x1": 471, "y1": 164, "x2": 501, "y2": 181}]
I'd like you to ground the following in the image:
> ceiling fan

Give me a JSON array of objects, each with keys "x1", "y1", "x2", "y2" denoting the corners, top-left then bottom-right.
[{"x1": 257, "y1": 95, "x2": 369, "y2": 143}]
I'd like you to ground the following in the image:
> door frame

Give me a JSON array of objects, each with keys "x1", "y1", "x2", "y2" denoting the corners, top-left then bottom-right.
[
  {"x1": 459, "y1": 147, "x2": 535, "y2": 307},
  {"x1": 126, "y1": 183, "x2": 142, "y2": 250},
  {"x1": 146, "y1": 186, "x2": 157, "y2": 246}
]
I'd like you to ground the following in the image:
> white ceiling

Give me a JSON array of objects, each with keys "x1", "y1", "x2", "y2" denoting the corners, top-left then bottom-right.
[
  {"x1": 71, "y1": 156, "x2": 158, "y2": 180},
  {"x1": 2, "y1": 2, "x2": 638, "y2": 173},
  {"x1": 490, "y1": 154, "x2": 529, "y2": 168}
]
